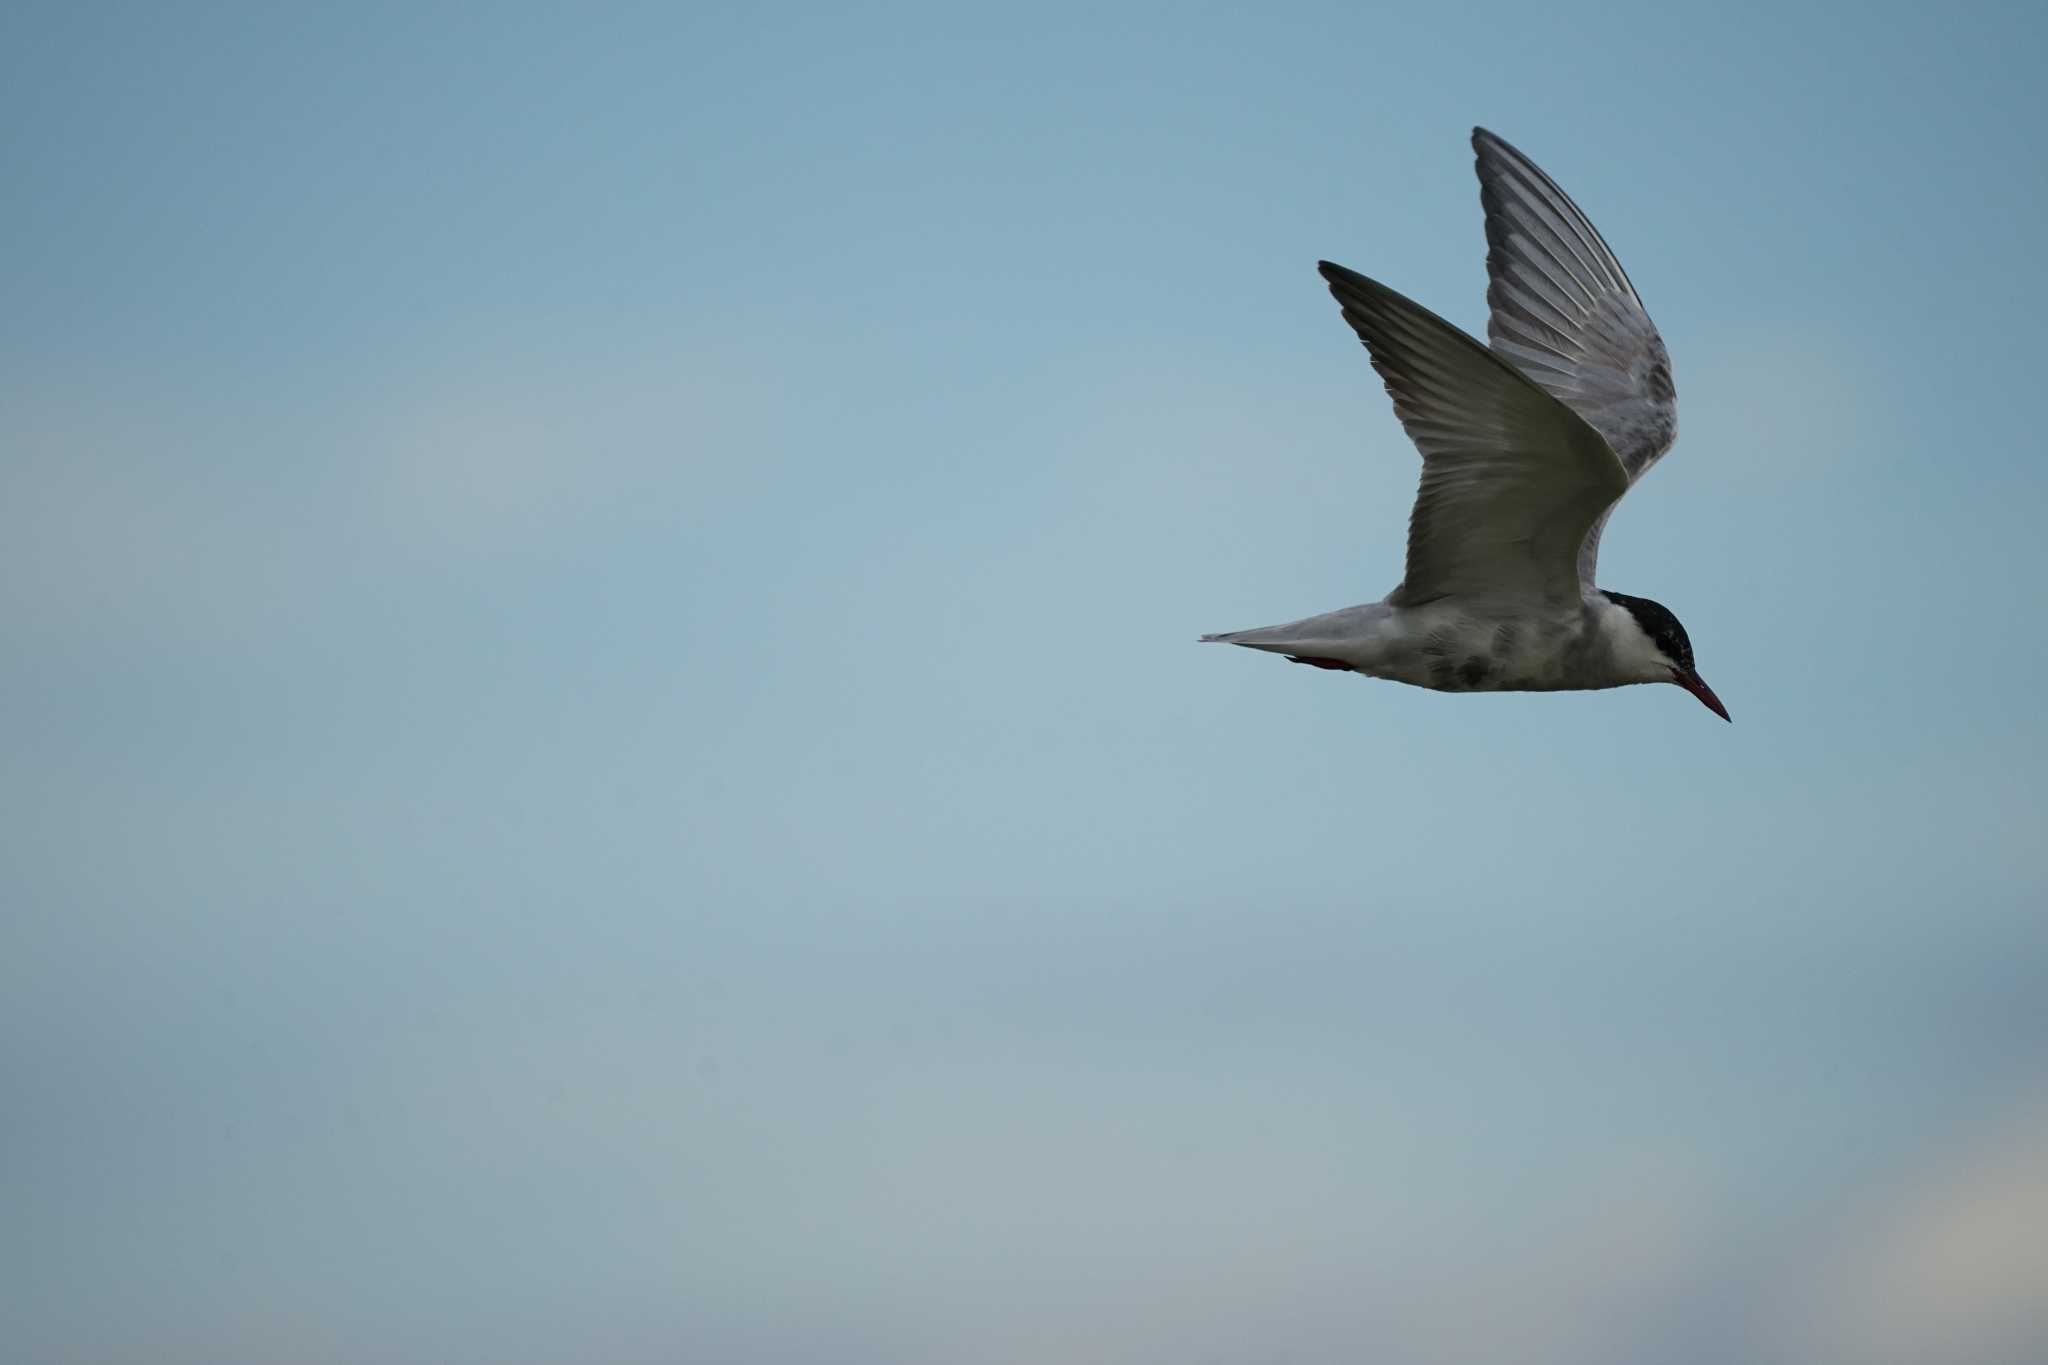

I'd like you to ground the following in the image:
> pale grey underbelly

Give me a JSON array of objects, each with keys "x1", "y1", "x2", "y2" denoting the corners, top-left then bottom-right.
[{"x1": 1364, "y1": 611, "x2": 1613, "y2": 694}]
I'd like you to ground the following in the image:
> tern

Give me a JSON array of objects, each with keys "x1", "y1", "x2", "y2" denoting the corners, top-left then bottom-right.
[{"x1": 1203, "y1": 128, "x2": 1730, "y2": 722}]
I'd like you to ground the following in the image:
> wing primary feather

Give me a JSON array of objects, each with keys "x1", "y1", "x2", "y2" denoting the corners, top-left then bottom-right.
[{"x1": 1469, "y1": 128, "x2": 1679, "y2": 585}]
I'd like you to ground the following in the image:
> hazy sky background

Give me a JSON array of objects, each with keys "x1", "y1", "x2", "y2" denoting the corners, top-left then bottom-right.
[{"x1": 5, "y1": 2, "x2": 2045, "y2": 1362}]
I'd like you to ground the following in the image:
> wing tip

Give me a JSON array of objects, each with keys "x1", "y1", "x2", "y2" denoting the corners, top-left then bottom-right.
[
  {"x1": 1317, "y1": 259, "x2": 1374, "y2": 294},
  {"x1": 1471, "y1": 126, "x2": 1513, "y2": 159}
]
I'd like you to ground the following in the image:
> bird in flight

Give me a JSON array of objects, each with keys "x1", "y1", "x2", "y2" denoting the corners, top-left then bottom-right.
[{"x1": 1203, "y1": 128, "x2": 1728, "y2": 722}]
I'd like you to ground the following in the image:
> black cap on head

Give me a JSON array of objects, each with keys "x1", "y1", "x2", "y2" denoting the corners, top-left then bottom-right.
[{"x1": 1600, "y1": 589, "x2": 1694, "y2": 670}]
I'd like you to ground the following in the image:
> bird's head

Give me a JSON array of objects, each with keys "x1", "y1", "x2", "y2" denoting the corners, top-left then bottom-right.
[{"x1": 1600, "y1": 590, "x2": 1730, "y2": 722}]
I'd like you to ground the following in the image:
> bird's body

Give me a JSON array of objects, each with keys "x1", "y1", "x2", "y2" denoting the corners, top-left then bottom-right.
[
  {"x1": 1204, "y1": 128, "x2": 1729, "y2": 721},
  {"x1": 1205, "y1": 593, "x2": 1664, "y2": 695}
]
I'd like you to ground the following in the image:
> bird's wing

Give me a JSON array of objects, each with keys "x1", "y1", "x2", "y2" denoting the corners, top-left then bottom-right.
[
  {"x1": 1471, "y1": 127, "x2": 1676, "y2": 586},
  {"x1": 1319, "y1": 261, "x2": 1628, "y2": 608}
]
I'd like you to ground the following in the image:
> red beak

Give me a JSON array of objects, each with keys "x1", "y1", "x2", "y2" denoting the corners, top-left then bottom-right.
[{"x1": 1673, "y1": 667, "x2": 1731, "y2": 722}]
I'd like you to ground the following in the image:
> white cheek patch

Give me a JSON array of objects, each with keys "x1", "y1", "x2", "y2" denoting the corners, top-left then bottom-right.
[{"x1": 1599, "y1": 600, "x2": 1671, "y2": 680}]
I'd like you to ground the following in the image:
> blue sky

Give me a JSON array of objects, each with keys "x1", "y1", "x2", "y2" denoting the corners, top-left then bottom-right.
[{"x1": 5, "y1": 3, "x2": 2045, "y2": 1362}]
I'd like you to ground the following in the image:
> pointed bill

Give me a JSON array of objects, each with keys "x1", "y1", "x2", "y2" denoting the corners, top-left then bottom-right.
[{"x1": 1674, "y1": 668, "x2": 1731, "y2": 722}]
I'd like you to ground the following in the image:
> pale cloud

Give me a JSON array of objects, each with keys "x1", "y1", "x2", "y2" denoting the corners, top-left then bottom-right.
[
  {"x1": 368, "y1": 371, "x2": 681, "y2": 556},
  {"x1": 0, "y1": 392, "x2": 295, "y2": 640},
  {"x1": 362, "y1": 338, "x2": 824, "y2": 558},
  {"x1": 0, "y1": 350, "x2": 777, "y2": 642},
  {"x1": 1772, "y1": 1088, "x2": 2048, "y2": 1365}
]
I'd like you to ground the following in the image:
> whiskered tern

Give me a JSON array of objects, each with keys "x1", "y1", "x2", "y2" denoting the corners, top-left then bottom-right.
[{"x1": 1203, "y1": 129, "x2": 1729, "y2": 722}]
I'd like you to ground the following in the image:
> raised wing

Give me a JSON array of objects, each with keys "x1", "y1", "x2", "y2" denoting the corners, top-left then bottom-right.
[
  {"x1": 1472, "y1": 128, "x2": 1676, "y2": 584},
  {"x1": 1319, "y1": 261, "x2": 1627, "y2": 608}
]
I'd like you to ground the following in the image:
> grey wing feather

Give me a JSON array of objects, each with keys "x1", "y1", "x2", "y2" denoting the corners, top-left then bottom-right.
[
  {"x1": 1318, "y1": 261, "x2": 1627, "y2": 609},
  {"x1": 1471, "y1": 128, "x2": 1676, "y2": 585}
]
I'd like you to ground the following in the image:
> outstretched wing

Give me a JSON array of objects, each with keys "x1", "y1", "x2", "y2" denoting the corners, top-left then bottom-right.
[
  {"x1": 1319, "y1": 261, "x2": 1628, "y2": 608},
  {"x1": 1472, "y1": 127, "x2": 1677, "y2": 585}
]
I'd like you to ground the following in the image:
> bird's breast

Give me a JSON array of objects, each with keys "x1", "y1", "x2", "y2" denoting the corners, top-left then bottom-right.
[{"x1": 1381, "y1": 603, "x2": 1596, "y2": 694}]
